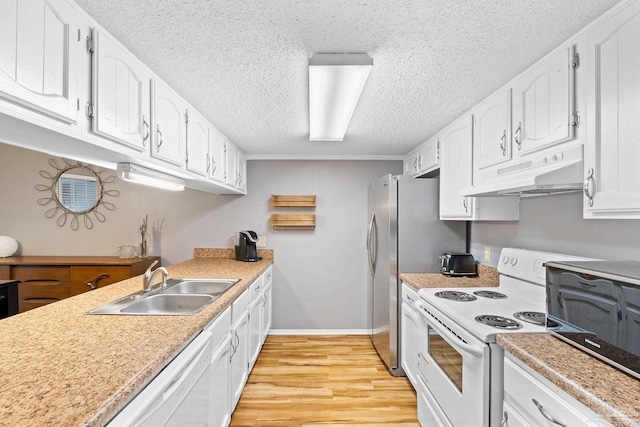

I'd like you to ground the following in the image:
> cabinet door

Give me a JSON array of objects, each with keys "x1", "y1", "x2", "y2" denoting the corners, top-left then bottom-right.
[
  {"x1": 440, "y1": 115, "x2": 474, "y2": 219},
  {"x1": 404, "y1": 149, "x2": 419, "y2": 175},
  {"x1": 401, "y1": 301, "x2": 419, "y2": 389},
  {"x1": 185, "y1": 109, "x2": 209, "y2": 177},
  {"x1": 151, "y1": 79, "x2": 187, "y2": 167},
  {"x1": 584, "y1": 1, "x2": 640, "y2": 217},
  {"x1": 209, "y1": 127, "x2": 226, "y2": 183},
  {"x1": 0, "y1": 0, "x2": 80, "y2": 123},
  {"x1": 512, "y1": 45, "x2": 575, "y2": 155},
  {"x1": 209, "y1": 334, "x2": 232, "y2": 427},
  {"x1": 473, "y1": 89, "x2": 512, "y2": 171},
  {"x1": 225, "y1": 141, "x2": 238, "y2": 187},
  {"x1": 248, "y1": 292, "x2": 262, "y2": 370},
  {"x1": 417, "y1": 137, "x2": 439, "y2": 173},
  {"x1": 91, "y1": 29, "x2": 150, "y2": 150},
  {"x1": 230, "y1": 309, "x2": 249, "y2": 410},
  {"x1": 237, "y1": 150, "x2": 247, "y2": 192},
  {"x1": 261, "y1": 282, "x2": 272, "y2": 343}
]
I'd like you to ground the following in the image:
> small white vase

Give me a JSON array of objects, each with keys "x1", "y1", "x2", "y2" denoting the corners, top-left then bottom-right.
[{"x1": 0, "y1": 236, "x2": 18, "y2": 257}]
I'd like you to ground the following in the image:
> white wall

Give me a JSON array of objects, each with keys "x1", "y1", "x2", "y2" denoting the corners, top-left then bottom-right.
[
  {"x1": 0, "y1": 143, "x2": 402, "y2": 330},
  {"x1": 469, "y1": 192, "x2": 640, "y2": 265}
]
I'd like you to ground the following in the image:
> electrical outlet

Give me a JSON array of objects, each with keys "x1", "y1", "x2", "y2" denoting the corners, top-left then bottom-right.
[
  {"x1": 483, "y1": 246, "x2": 491, "y2": 263},
  {"x1": 257, "y1": 236, "x2": 267, "y2": 248}
]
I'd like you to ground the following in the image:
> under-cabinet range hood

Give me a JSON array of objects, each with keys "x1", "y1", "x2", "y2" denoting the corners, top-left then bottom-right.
[{"x1": 460, "y1": 144, "x2": 584, "y2": 197}]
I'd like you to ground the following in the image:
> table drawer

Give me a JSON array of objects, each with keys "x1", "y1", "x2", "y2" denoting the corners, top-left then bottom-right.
[
  {"x1": 14, "y1": 266, "x2": 71, "y2": 312},
  {"x1": 70, "y1": 266, "x2": 132, "y2": 295}
]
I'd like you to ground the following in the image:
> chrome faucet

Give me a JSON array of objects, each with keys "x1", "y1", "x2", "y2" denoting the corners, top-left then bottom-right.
[{"x1": 143, "y1": 260, "x2": 169, "y2": 292}]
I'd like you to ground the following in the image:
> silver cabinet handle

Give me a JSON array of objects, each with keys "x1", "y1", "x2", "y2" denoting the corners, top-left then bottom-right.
[
  {"x1": 211, "y1": 155, "x2": 217, "y2": 174},
  {"x1": 500, "y1": 129, "x2": 507, "y2": 156},
  {"x1": 532, "y1": 398, "x2": 567, "y2": 427},
  {"x1": 142, "y1": 116, "x2": 150, "y2": 146},
  {"x1": 514, "y1": 122, "x2": 522, "y2": 150},
  {"x1": 413, "y1": 158, "x2": 418, "y2": 172},
  {"x1": 463, "y1": 198, "x2": 468, "y2": 213},
  {"x1": 418, "y1": 154, "x2": 423, "y2": 171},
  {"x1": 156, "y1": 125, "x2": 163, "y2": 150},
  {"x1": 206, "y1": 153, "x2": 211, "y2": 173},
  {"x1": 85, "y1": 274, "x2": 109, "y2": 290},
  {"x1": 584, "y1": 167, "x2": 595, "y2": 207},
  {"x1": 501, "y1": 411, "x2": 508, "y2": 427}
]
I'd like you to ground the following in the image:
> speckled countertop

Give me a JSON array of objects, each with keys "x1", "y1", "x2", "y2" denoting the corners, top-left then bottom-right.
[
  {"x1": 400, "y1": 264, "x2": 499, "y2": 290},
  {"x1": 497, "y1": 334, "x2": 640, "y2": 426},
  {"x1": 0, "y1": 249, "x2": 273, "y2": 427}
]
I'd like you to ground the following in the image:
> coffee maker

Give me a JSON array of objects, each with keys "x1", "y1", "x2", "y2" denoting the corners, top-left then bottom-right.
[{"x1": 235, "y1": 230, "x2": 261, "y2": 262}]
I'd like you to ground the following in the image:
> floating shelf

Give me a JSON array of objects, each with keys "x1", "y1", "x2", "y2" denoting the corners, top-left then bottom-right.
[
  {"x1": 271, "y1": 195, "x2": 316, "y2": 207},
  {"x1": 270, "y1": 214, "x2": 316, "y2": 230}
]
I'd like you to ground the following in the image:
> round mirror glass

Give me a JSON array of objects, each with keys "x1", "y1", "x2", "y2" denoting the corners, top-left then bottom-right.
[{"x1": 54, "y1": 167, "x2": 102, "y2": 213}]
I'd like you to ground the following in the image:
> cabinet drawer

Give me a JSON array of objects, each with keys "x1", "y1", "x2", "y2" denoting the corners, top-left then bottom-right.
[
  {"x1": 70, "y1": 266, "x2": 132, "y2": 295},
  {"x1": 0, "y1": 266, "x2": 9, "y2": 280},
  {"x1": 263, "y1": 266, "x2": 273, "y2": 287},
  {"x1": 402, "y1": 283, "x2": 419, "y2": 305},
  {"x1": 250, "y1": 275, "x2": 264, "y2": 299},
  {"x1": 504, "y1": 356, "x2": 598, "y2": 426},
  {"x1": 205, "y1": 306, "x2": 231, "y2": 345},
  {"x1": 14, "y1": 266, "x2": 71, "y2": 312},
  {"x1": 232, "y1": 288, "x2": 251, "y2": 323}
]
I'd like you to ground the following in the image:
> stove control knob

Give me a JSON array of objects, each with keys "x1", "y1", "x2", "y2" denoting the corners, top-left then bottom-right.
[
  {"x1": 502, "y1": 256, "x2": 510, "y2": 264},
  {"x1": 510, "y1": 257, "x2": 518, "y2": 266}
]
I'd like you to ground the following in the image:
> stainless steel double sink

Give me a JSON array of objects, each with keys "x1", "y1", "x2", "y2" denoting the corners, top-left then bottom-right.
[{"x1": 87, "y1": 278, "x2": 240, "y2": 316}]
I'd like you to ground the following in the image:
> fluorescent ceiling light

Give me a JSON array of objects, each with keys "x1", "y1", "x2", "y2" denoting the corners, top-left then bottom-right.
[
  {"x1": 117, "y1": 163, "x2": 185, "y2": 191},
  {"x1": 309, "y1": 53, "x2": 373, "y2": 141}
]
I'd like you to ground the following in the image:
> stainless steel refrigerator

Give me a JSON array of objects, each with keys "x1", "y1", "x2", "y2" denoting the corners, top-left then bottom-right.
[{"x1": 367, "y1": 174, "x2": 466, "y2": 376}]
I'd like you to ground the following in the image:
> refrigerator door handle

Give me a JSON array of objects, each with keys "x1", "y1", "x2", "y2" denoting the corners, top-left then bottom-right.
[{"x1": 367, "y1": 211, "x2": 378, "y2": 276}]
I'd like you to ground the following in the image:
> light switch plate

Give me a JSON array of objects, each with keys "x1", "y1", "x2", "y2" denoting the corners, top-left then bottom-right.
[
  {"x1": 257, "y1": 236, "x2": 267, "y2": 248},
  {"x1": 483, "y1": 246, "x2": 491, "y2": 263}
]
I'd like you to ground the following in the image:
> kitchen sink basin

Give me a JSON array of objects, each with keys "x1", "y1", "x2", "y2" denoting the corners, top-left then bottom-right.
[
  {"x1": 119, "y1": 294, "x2": 215, "y2": 315},
  {"x1": 161, "y1": 278, "x2": 239, "y2": 295},
  {"x1": 86, "y1": 277, "x2": 240, "y2": 316}
]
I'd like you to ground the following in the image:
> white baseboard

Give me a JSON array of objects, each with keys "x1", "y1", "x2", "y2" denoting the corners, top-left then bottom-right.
[{"x1": 269, "y1": 329, "x2": 369, "y2": 336}]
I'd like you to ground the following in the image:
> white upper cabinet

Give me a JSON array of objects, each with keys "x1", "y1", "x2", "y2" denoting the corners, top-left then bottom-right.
[
  {"x1": 237, "y1": 150, "x2": 247, "y2": 192},
  {"x1": 440, "y1": 115, "x2": 474, "y2": 218},
  {"x1": 404, "y1": 137, "x2": 439, "y2": 177},
  {"x1": 209, "y1": 127, "x2": 226, "y2": 183},
  {"x1": 90, "y1": 28, "x2": 150, "y2": 151},
  {"x1": 185, "y1": 109, "x2": 209, "y2": 177},
  {"x1": 225, "y1": 141, "x2": 238, "y2": 188},
  {"x1": 512, "y1": 45, "x2": 575, "y2": 155},
  {"x1": 583, "y1": 0, "x2": 640, "y2": 218},
  {"x1": 151, "y1": 79, "x2": 187, "y2": 167},
  {"x1": 0, "y1": 0, "x2": 81, "y2": 123},
  {"x1": 439, "y1": 115, "x2": 519, "y2": 221},
  {"x1": 473, "y1": 89, "x2": 512, "y2": 172}
]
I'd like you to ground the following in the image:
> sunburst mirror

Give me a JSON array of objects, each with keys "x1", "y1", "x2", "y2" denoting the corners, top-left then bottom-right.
[{"x1": 36, "y1": 159, "x2": 120, "y2": 231}]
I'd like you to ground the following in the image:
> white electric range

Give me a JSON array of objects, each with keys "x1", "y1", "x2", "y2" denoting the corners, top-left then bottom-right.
[{"x1": 413, "y1": 248, "x2": 592, "y2": 427}]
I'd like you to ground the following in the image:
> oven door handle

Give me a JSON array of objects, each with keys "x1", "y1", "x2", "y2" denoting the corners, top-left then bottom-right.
[{"x1": 415, "y1": 301, "x2": 485, "y2": 358}]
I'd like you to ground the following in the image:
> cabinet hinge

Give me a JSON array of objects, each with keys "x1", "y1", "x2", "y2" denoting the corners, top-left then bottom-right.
[
  {"x1": 184, "y1": 111, "x2": 189, "y2": 124},
  {"x1": 86, "y1": 102, "x2": 94, "y2": 118},
  {"x1": 86, "y1": 35, "x2": 94, "y2": 53},
  {"x1": 76, "y1": 98, "x2": 80, "y2": 111},
  {"x1": 571, "y1": 111, "x2": 580, "y2": 127},
  {"x1": 185, "y1": 153, "x2": 189, "y2": 164},
  {"x1": 572, "y1": 52, "x2": 580, "y2": 68},
  {"x1": 77, "y1": 29, "x2": 81, "y2": 42}
]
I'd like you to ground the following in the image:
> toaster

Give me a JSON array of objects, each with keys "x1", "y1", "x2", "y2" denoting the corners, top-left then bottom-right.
[{"x1": 440, "y1": 252, "x2": 477, "y2": 277}]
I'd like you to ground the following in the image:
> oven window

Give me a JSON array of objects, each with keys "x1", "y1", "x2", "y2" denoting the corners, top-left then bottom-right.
[{"x1": 428, "y1": 328, "x2": 463, "y2": 392}]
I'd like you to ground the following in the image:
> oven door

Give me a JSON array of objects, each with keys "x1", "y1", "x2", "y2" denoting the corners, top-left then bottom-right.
[{"x1": 415, "y1": 300, "x2": 491, "y2": 427}]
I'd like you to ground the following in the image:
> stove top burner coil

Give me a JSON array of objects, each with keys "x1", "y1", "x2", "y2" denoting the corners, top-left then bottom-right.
[
  {"x1": 473, "y1": 290, "x2": 507, "y2": 299},
  {"x1": 513, "y1": 311, "x2": 545, "y2": 326},
  {"x1": 475, "y1": 315, "x2": 522, "y2": 329},
  {"x1": 434, "y1": 290, "x2": 477, "y2": 302}
]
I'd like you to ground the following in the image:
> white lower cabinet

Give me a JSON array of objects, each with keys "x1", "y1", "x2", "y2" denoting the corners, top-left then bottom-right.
[
  {"x1": 248, "y1": 276, "x2": 264, "y2": 370},
  {"x1": 230, "y1": 289, "x2": 251, "y2": 411},
  {"x1": 261, "y1": 279, "x2": 272, "y2": 342},
  {"x1": 400, "y1": 283, "x2": 419, "y2": 389},
  {"x1": 503, "y1": 352, "x2": 612, "y2": 427},
  {"x1": 205, "y1": 306, "x2": 232, "y2": 427}
]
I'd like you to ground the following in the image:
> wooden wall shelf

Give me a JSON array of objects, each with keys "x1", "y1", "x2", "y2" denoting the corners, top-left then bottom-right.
[
  {"x1": 270, "y1": 214, "x2": 316, "y2": 230},
  {"x1": 271, "y1": 195, "x2": 316, "y2": 207}
]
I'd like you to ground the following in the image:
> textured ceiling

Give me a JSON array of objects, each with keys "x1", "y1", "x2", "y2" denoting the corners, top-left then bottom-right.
[{"x1": 74, "y1": 0, "x2": 620, "y2": 157}]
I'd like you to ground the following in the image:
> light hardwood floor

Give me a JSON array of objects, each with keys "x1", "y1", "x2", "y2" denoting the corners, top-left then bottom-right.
[{"x1": 230, "y1": 335, "x2": 419, "y2": 427}]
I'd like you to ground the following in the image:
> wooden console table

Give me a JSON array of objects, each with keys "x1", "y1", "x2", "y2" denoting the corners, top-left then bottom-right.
[{"x1": 0, "y1": 256, "x2": 160, "y2": 313}]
